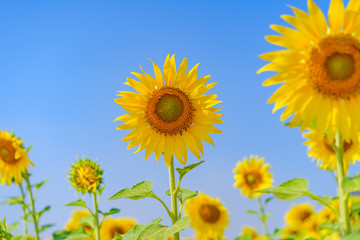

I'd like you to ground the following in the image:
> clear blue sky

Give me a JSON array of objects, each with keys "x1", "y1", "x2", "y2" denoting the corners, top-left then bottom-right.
[{"x1": 1, "y1": 0, "x2": 356, "y2": 239}]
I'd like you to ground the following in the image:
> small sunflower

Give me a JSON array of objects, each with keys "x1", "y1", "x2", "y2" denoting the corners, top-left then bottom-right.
[
  {"x1": 285, "y1": 203, "x2": 315, "y2": 226},
  {"x1": 185, "y1": 193, "x2": 229, "y2": 236},
  {"x1": 240, "y1": 226, "x2": 261, "y2": 240},
  {"x1": 282, "y1": 224, "x2": 304, "y2": 240},
  {"x1": 65, "y1": 209, "x2": 92, "y2": 234},
  {"x1": 233, "y1": 155, "x2": 273, "y2": 199},
  {"x1": 258, "y1": 0, "x2": 360, "y2": 143},
  {"x1": 100, "y1": 218, "x2": 136, "y2": 240},
  {"x1": 303, "y1": 214, "x2": 328, "y2": 239},
  {"x1": 304, "y1": 129, "x2": 360, "y2": 170},
  {"x1": 114, "y1": 54, "x2": 223, "y2": 166},
  {"x1": 69, "y1": 157, "x2": 103, "y2": 194},
  {"x1": 0, "y1": 130, "x2": 34, "y2": 185}
]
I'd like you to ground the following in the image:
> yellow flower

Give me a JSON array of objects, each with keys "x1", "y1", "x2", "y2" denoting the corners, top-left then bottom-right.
[
  {"x1": 285, "y1": 203, "x2": 315, "y2": 226},
  {"x1": 258, "y1": 0, "x2": 360, "y2": 143},
  {"x1": 185, "y1": 193, "x2": 229, "y2": 236},
  {"x1": 240, "y1": 226, "x2": 261, "y2": 240},
  {"x1": 114, "y1": 54, "x2": 223, "y2": 166},
  {"x1": 303, "y1": 214, "x2": 324, "y2": 239},
  {"x1": 233, "y1": 155, "x2": 273, "y2": 199},
  {"x1": 65, "y1": 209, "x2": 92, "y2": 234},
  {"x1": 100, "y1": 218, "x2": 136, "y2": 240},
  {"x1": 69, "y1": 157, "x2": 103, "y2": 194},
  {"x1": 303, "y1": 129, "x2": 360, "y2": 170},
  {"x1": 0, "y1": 131, "x2": 33, "y2": 185},
  {"x1": 282, "y1": 224, "x2": 304, "y2": 240}
]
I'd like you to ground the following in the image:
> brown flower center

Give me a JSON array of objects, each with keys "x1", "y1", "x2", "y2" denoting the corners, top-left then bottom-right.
[
  {"x1": 0, "y1": 139, "x2": 17, "y2": 163},
  {"x1": 145, "y1": 86, "x2": 193, "y2": 135},
  {"x1": 110, "y1": 226, "x2": 124, "y2": 237},
  {"x1": 199, "y1": 204, "x2": 221, "y2": 223},
  {"x1": 308, "y1": 34, "x2": 360, "y2": 99},
  {"x1": 300, "y1": 211, "x2": 312, "y2": 222},
  {"x1": 245, "y1": 173, "x2": 257, "y2": 185},
  {"x1": 323, "y1": 138, "x2": 353, "y2": 153}
]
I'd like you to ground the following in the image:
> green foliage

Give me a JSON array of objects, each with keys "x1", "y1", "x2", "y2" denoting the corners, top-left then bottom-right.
[
  {"x1": 0, "y1": 218, "x2": 13, "y2": 240},
  {"x1": 1, "y1": 197, "x2": 24, "y2": 206},
  {"x1": 165, "y1": 188, "x2": 198, "y2": 204},
  {"x1": 39, "y1": 224, "x2": 55, "y2": 232},
  {"x1": 176, "y1": 161, "x2": 204, "y2": 180},
  {"x1": 350, "y1": 202, "x2": 360, "y2": 217},
  {"x1": 53, "y1": 230, "x2": 71, "y2": 240},
  {"x1": 344, "y1": 234, "x2": 360, "y2": 240},
  {"x1": 67, "y1": 228, "x2": 91, "y2": 240},
  {"x1": 318, "y1": 221, "x2": 340, "y2": 231},
  {"x1": 78, "y1": 215, "x2": 95, "y2": 229},
  {"x1": 98, "y1": 208, "x2": 120, "y2": 217},
  {"x1": 233, "y1": 233, "x2": 252, "y2": 240},
  {"x1": 109, "y1": 181, "x2": 155, "y2": 200},
  {"x1": 343, "y1": 176, "x2": 360, "y2": 192},
  {"x1": 65, "y1": 199, "x2": 87, "y2": 208},
  {"x1": 116, "y1": 217, "x2": 190, "y2": 240},
  {"x1": 257, "y1": 178, "x2": 309, "y2": 201},
  {"x1": 245, "y1": 210, "x2": 258, "y2": 215}
]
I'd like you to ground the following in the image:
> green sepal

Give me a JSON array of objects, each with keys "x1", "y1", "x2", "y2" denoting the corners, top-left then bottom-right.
[
  {"x1": 165, "y1": 188, "x2": 198, "y2": 204},
  {"x1": 257, "y1": 178, "x2": 309, "y2": 201},
  {"x1": 343, "y1": 176, "x2": 360, "y2": 192},
  {"x1": 65, "y1": 199, "x2": 87, "y2": 208},
  {"x1": 108, "y1": 181, "x2": 155, "y2": 200},
  {"x1": 176, "y1": 161, "x2": 204, "y2": 179}
]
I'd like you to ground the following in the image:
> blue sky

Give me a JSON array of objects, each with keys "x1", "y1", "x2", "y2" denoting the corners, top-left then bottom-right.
[{"x1": 0, "y1": 0, "x2": 356, "y2": 239}]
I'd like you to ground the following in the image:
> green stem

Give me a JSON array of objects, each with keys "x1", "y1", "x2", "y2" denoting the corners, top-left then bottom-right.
[
  {"x1": 334, "y1": 131, "x2": 351, "y2": 235},
  {"x1": 169, "y1": 156, "x2": 180, "y2": 240},
  {"x1": 19, "y1": 184, "x2": 28, "y2": 234},
  {"x1": 24, "y1": 174, "x2": 40, "y2": 240},
  {"x1": 307, "y1": 192, "x2": 340, "y2": 219},
  {"x1": 93, "y1": 193, "x2": 101, "y2": 240},
  {"x1": 178, "y1": 203, "x2": 184, "y2": 219},
  {"x1": 151, "y1": 195, "x2": 172, "y2": 219},
  {"x1": 258, "y1": 197, "x2": 268, "y2": 239}
]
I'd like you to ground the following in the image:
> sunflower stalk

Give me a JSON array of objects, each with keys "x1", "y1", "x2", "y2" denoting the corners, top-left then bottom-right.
[
  {"x1": 258, "y1": 197, "x2": 268, "y2": 239},
  {"x1": 93, "y1": 193, "x2": 101, "y2": 240},
  {"x1": 24, "y1": 173, "x2": 40, "y2": 240},
  {"x1": 19, "y1": 184, "x2": 28, "y2": 235},
  {"x1": 169, "y1": 156, "x2": 180, "y2": 240},
  {"x1": 334, "y1": 131, "x2": 351, "y2": 235}
]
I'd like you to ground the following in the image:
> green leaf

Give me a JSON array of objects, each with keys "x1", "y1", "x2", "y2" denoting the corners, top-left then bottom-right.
[
  {"x1": 108, "y1": 181, "x2": 154, "y2": 200},
  {"x1": 38, "y1": 205, "x2": 51, "y2": 218},
  {"x1": 67, "y1": 228, "x2": 91, "y2": 240},
  {"x1": 351, "y1": 203, "x2": 360, "y2": 216},
  {"x1": 176, "y1": 161, "x2": 204, "y2": 179},
  {"x1": 53, "y1": 230, "x2": 71, "y2": 240},
  {"x1": 318, "y1": 221, "x2": 340, "y2": 231},
  {"x1": 257, "y1": 178, "x2": 309, "y2": 201},
  {"x1": 100, "y1": 208, "x2": 120, "y2": 217},
  {"x1": 1, "y1": 196, "x2": 24, "y2": 205},
  {"x1": 245, "y1": 210, "x2": 258, "y2": 215},
  {"x1": 265, "y1": 196, "x2": 274, "y2": 204},
  {"x1": 34, "y1": 179, "x2": 49, "y2": 191},
  {"x1": 78, "y1": 215, "x2": 95, "y2": 229},
  {"x1": 141, "y1": 216, "x2": 190, "y2": 240},
  {"x1": 344, "y1": 235, "x2": 360, "y2": 240},
  {"x1": 119, "y1": 218, "x2": 163, "y2": 240},
  {"x1": 39, "y1": 224, "x2": 54, "y2": 232},
  {"x1": 165, "y1": 188, "x2": 198, "y2": 204},
  {"x1": 65, "y1": 199, "x2": 87, "y2": 208},
  {"x1": 260, "y1": 214, "x2": 270, "y2": 222},
  {"x1": 343, "y1": 176, "x2": 360, "y2": 192},
  {"x1": 233, "y1": 233, "x2": 252, "y2": 240}
]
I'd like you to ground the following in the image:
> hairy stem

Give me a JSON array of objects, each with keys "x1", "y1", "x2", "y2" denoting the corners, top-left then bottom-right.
[
  {"x1": 93, "y1": 193, "x2": 101, "y2": 240},
  {"x1": 169, "y1": 156, "x2": 180, "y2": 240}
]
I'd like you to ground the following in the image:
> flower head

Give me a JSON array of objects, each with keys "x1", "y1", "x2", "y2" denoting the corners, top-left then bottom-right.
[
  {"x1": 285, "y1": 203, "x2": 315, "y2": 226},
  {"x1": 65, "y1": 209, "x2": 92, "y2": 233},
  {"x1": 259, "y1": 0, "x2": 360, "y2": 142},
  {"x1": 69, "y1": 157, "x2": 103, "y2": 194},
  {"x1": 233, "y1": 155, "x2": 273, "y2": 199},
  {"x1": 100, "y1": 218, "x2": 136, "y2": 240},
  {"x1": 185, "y1": 193, "x2": 229, "y2": 236},
  {"x1": 241, "y1": 226, "x2": 261, "y2": 240},
  {"x1": 0, "y1": 130, "x2": 33, "y2": 185},
  {"x1": 114, "y1": 54, "x2": 223, "y2": 166}
]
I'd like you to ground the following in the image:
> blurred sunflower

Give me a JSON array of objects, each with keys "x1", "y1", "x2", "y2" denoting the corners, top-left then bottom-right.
[
  {"x1": 240, "y1": 226, "x2": 262, "y2": 240},
  {"x1": 233, "y1": 155, "x2": 273, "y2": 199},
  {"x1": 65, "y1": 209, "x2": 92, "y2": 234},
  {"x1": 285, "y1": 203, "x2": 315, "y2": 226},
  {"x1": 114, "y1": 54, "x2": 223, "y2": 166},
  {"x1": 303, "y1": 214, "x2": 324, "y2": 239},
  {"x1": 282, "y1": 224, "x2": 304, "y2": 240},
  {"x1": 303, "y1": 129, "x2": 360, "y2": 170},
  {"x1": 69, "y1": 157, "x2": 103, "y2": 194},
  {"x1": 185, "y1": 193, "x2": 229, "y2": 236},
  {"x1": 100, "y1": 218, "x2": 136, "y2": 240},
  {"x1": 0, "y1": 130, "x2": 33, "y2": 185},
  {"x1": 258, "y1": 0, "x2": 360, "y2": 142}
]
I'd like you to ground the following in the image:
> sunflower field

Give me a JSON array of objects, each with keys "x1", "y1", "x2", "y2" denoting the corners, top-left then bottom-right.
[{"x1": 2, "y1": 0, "x2": 360, "y2": 239}]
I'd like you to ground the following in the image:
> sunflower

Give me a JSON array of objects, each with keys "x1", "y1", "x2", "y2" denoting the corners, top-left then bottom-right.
[
  {"x1": 233, "y1": 155, "x2": 273, "y2": 199},
  {"x1": 240, "y1": 226, "x2": 262, "y2": 240},
  {"x1": 114, "y1": 55, "x2": 223, "y2": 166},
  {"x1": 303, "y1": 129, "x2": 360, "y2": 170},
  {"x1": 69, "y1": 157, "x2": 103, "y2": 194},
  {"x1": 258, "y1": 0, "x2": 360, "y2": 143},
  {"x1": 303, "y1": 214, "x2": 325, "y2": 239},
  {"x1": 282, "y1": 224, "x2": 304, "y2": 240},
  {"x1": 0, "y1": 131, "x2": 33, "y2": 185},
  {"x1": 100, "y1": 218, "x2": 136, "y2": 240},
  {"x1": 285, "y1": 203, "x2": 315, "y2": 226},
  {"x1": 65, "y1": 209, "x2": 92, "y2": 234},
  {"x1": 185, "y1": 193, "x2": 229, "y2": 236}
]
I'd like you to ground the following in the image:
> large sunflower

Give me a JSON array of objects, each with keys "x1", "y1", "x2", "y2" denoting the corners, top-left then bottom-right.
[
  {"x1": 258, "y1": 0, "x2": 360, "y2": 142},
  {"x1": 100, "y1": 218, "x2": 136, "y2": 240},
  {"x1": 114, "y1": 55, "x2": 223, "y2": 166},
  {"x1": 285, "y1": 203, "x2": 315, "y2": 226},
  {"x1": 0, "y1": 131, "x2": 33, "y2": 185},
  {"x1": 185, "y1": 193, "x2": 229, "y2": 236},
  {"x1": 233, "y1": 155, "x2": 273, "y2": 199},
  {"x1": 303, "y1": 129, "x2": 360, "y2": 170}
]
